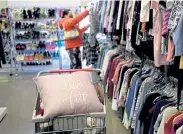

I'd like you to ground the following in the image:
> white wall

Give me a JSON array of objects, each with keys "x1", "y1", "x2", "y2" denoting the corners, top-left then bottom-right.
[{"x1": 7, "y1": 0, "x2": 83, "y2": 8}]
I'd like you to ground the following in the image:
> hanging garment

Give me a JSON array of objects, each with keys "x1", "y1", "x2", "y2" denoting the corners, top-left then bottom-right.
[
  {"x1": 97, "y1": 46, "x2": 109, "y2": 68},
  {"x1": 162, "y1": 9, "x2": 171, "y2": 36},
  {"x1": 167, "y1": 39, "x2": 175, "y2": 62},
  {"x1": 104, "y1": 53, "x2": 119, "y2": 82},
  {"x1": 118, "y1": 68, "x2": 138, "y2": 108},
  {"x1": 130, "y1": 1, "x2": 141, "y2": 56},
  {"x1": 138, "y1": 93, "x2": 161, "y2": 134},
  {"x1": 174, "y1": 120, "x2": 183, "y2": 132},
  {"x1": 149, "y1": 100, "x2": 170, "y2": 134},
  {"x1": 116, "y1": 0, "x2": 123, "y2": 30},
  {"x1": 126, "y1": 69, "x2": 152, "y2": 129},
  {"x1": 111, "y1": 1, "x2": 120, "y2": 38},
  {"x1": 176, "y1": 126, "x2": 183, "y2": 134},
  {"x1": 102, "y1": 49, "x2": 117, "y2": 76},
  {"x1": 126, "y1": 0, "x2": 135, "y2": 31},
  {"x1": 120, "y1": 1, "x2": 129, "y2": 45},
  {"x1": 168, "y1": 1, "x2": 183, "y2": 35},
  {"x1": 99, "y1": 1, "x2": 107, "y2": 32},
  {"x1": 107, "y1": 0, "x2": 115, "y2": 33},
  {"x1": 88, "y1": 11, "x2": 100, "y2": 47},
  {"x1": 104, "y1": 0, "x2": 111, "y2": 30},
  {"x1": 107, "y1": 55, "x2": 124, "y2": 98},
  {"x1": 112, "y1": 59, "x2": 133, "y2": 86},
  {"x1": 164, "y1": 112, "x2": 183, "y2": 134},
  {"x1": 152, "y1": 1, "x2": 168, "y2": 67},
  {"x1": 172, "y1": 9, "x2": 183, "y2": 56},
  {"x1": 140, "y1": 0, "x2": 150, "y2": 22},
  {"x1": 112, "y1": 1, "x2": 120, "y2": 33},
  {"x1": 131, "y1": 77, "x2": 154, "y2": 130},
  {"x1": 125, "y1": 1, "x2": 136, "y2": 52},
  {"x1": 170, "y1": 114, "x2": 183, "y2": 134},
  {"x1": 96, "y1": 1, "x2": 103, "y2": 16},
  {"x1": 123, "y1": 72, "x2": 139, "y2": 129},
  {"x1": 112, "y1": 62, "x2": 134, "y2": 111},
  {"x1": 82, "y1": 33, "x2": 99, "y2": 66}
]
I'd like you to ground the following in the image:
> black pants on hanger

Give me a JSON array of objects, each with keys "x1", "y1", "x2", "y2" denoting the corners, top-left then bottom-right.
[{"x1": 168, "y1": 56, "x2": 183, "y2": 108}]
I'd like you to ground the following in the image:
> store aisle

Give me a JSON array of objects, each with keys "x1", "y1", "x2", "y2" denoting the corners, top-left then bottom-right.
[{"x1": 0, "y1": 74, "x2": 129, "y2": 134}]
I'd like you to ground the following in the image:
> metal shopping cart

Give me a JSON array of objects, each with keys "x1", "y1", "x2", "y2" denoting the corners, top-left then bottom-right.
[{"x1": 32, "y1": 69, "x2": 106, "y2": 134}]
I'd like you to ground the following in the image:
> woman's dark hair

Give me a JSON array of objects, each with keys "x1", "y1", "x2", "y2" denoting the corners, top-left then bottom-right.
[{"x1": 62, "y1": 9, "x2": 70, "y2": 18}]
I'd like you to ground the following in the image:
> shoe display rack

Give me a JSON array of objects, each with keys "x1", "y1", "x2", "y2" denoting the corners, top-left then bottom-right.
[
  {"x1": 11, "y1": 7, "x2": 60, "y2": 67},
  {"x1": 0, "y1": 8, "x2": 20, "y2": 76}
]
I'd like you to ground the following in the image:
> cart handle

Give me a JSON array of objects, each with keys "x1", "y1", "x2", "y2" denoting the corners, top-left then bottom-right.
[
  {"x1": 49, "y1": 68, "x2": 93, "y2": 73},
  {"x1": 37, "y1": 68, "x2": 104, "y2": 79}
]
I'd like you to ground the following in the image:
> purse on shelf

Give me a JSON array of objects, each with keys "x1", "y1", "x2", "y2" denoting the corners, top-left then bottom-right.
[{"x1": 63, "y1": 22, "x2": 79, "y2": 40}]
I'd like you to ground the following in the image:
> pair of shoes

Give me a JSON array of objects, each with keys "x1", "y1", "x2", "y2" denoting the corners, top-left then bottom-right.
[
  {"x1": 32, "y1": 31, "x2": 40, "y2": 39},
  {"x1": 16, "y1": 53, "x2": 24, "y2": 61},
  {"x1": 16, "y1": 31, "x2": 32, "y2": 40},
  {"x1": 33, "y1": 7, "x2": 41, "y2": 19},
  {"x1": 50, "y1": 31, "x2": 58, "y2": 41},
  {"x1": 28, "y1": 54, "x2": 34, "y2": 61},
  {"x1": 12, "y1": 9, "x2": 22, "y2": 19},
  {"x1": 37, "y1": 41, "x2": 46, "y2": 50},
  {"x1": 34, "y1": 52, "x2": 44, "y2": 61},
  {"x1": 48, "y1": 9, "x2": 55, "y2": 18},
  {"x1": 37, "y1": 22, "x2": 47, "y2": 29},
  {"x1": 15, "y1": 21, "x2": 35, "y2": 29},
  {"x1": 24, "y1": 54, "x2": 29, "y2": 61},
  {"x1": 24, "y1": 53, "x2": 34, "y2": 61},
  {"x1": 46, "y1": 42, "x2": 56, "y2": 50},
  {"x1": 40, "y1": 31, "x2": 49, "y2": 39},
  {"x1": 16, "y1": 44, "x2": 26, "y2": 50},
  {"x1": 23, "y1": 9, "x2": 33, "y2": 19},
  {"x1": 52, "y1": 51, "x2": 60, "y2": 59},
  {"x1": 44, "y1": 51, "x2": 51, "y2": 60},
  {"x1": 26, "y1": 43, "x2": 38, "y2": 50}
]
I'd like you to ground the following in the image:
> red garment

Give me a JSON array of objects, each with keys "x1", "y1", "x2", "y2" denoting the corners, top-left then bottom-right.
[
  {"x1": 112, "y1": 59, "x2": 133, "y2": 98},
  {"x1": 108, "y1": 55, "x2": 124, "y2": 98},
  {"x1": 112, "y1": 59, "x2": 133, "y2": 85},
  {"x1": 59, "y1": 10, "x2": 89, "y2": 49},
  {"x1": 104, "y1": 53, "x2": 119, "y2": 82},
  {"x1": 164, "y1": 112, "x2": 183, "y2": 134},
  {"x1": 170, "y1": 114, "x2": 183, "y2": 134},
  {"x1": 104, "y1": 60, "x2": 112, "y2": 82}
]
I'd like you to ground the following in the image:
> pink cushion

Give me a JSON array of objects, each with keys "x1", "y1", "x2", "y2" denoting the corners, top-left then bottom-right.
[{"x1": 33, "y1": 71, "x2": 103, "y2": 118}]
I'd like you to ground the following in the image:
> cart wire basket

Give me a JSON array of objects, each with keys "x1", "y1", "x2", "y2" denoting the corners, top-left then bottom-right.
[{"x1": 32, "y1": 68, "x2": 106, "y2": 134}]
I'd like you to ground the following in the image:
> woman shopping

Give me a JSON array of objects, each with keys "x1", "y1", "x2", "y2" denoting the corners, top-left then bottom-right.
[{"x1": 59, "y1": 8, "x2": 91, "y2": 69}]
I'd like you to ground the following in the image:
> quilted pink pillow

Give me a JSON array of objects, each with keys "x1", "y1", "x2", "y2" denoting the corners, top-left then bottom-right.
[{"x1": 33, "y1": 71, "x2": 103, "y2": 118}]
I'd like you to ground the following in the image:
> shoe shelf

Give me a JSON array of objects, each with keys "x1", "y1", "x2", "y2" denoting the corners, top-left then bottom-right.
[
  {"x1": 15, "y1": 28, "x2": 57, "y2": 31},
  {"x1": 12, "y1": 8, "x2": 56, "y2": 20},
  {"x1": 16, "y1": 51, "x2": 53, "y2": 66},
  {"x1": 12, "y1": 17, "x2": 56, "y2": 21},
  {"x1": 12, "y1": 7, "x2": 60, "y2": 67}
]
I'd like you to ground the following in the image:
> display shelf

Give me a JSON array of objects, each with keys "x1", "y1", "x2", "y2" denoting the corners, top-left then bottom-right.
[
  {"x1": 16, "y1": 49, "x2": 55, "y2": 53},
  {"x1": 15, "y1": 28, "x2": 57, "y2": 31},
  {"x1": 12, "y1": 17, "x2": 56, "y2": 21},
  {"x1": 14, "y1": 39, "x2": 52, "y2": 42},
  {"x1": 7, "y1": 7, "x2": 64, "y2": 73}
]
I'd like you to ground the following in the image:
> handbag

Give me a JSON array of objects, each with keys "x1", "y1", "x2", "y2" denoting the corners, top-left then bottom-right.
[{"x1": 63, "y1": 22, "x2": 79, "y2": 40}]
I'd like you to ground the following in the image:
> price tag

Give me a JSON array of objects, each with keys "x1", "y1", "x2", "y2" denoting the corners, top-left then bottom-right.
[{"x1": 179, "y1": 56, "x2": 183, "y2": 69}]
